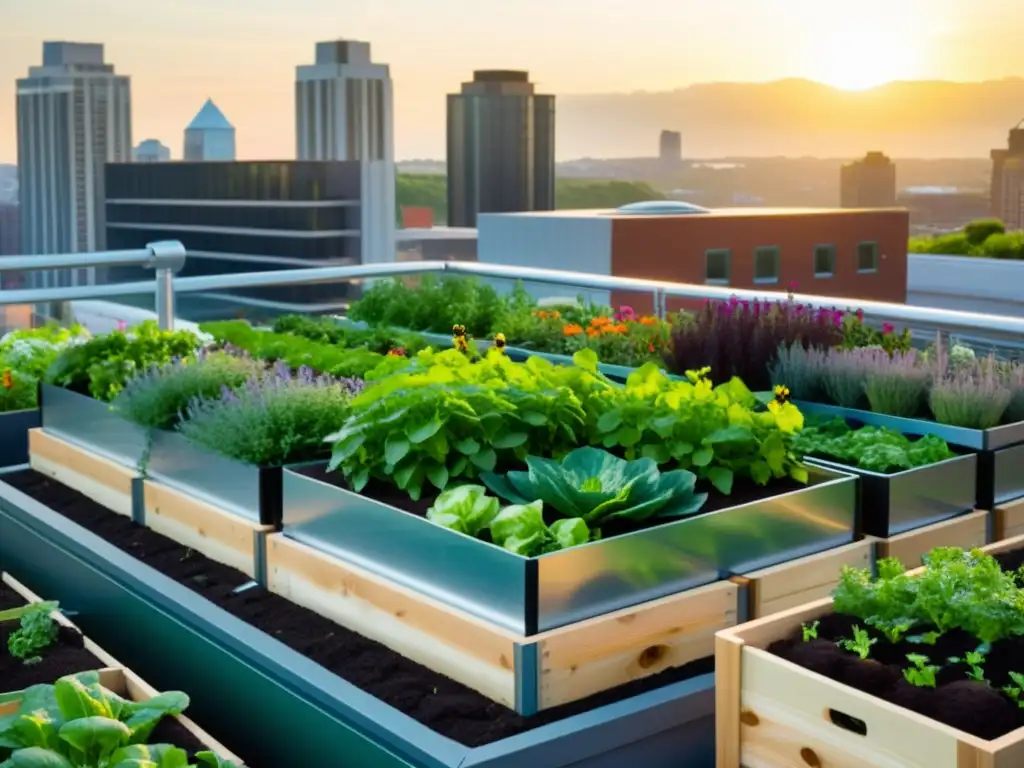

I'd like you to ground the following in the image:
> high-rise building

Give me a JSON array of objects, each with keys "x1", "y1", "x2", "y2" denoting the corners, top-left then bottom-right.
[
  {"x1": 659, "y1": 130, "x2": 682, "y2": 164},
  {"x1": 295, "y1": 40, "x2": 395, "y2": 266},
  {"x1": 105, "y1": 161, "x2": 365, "y2": 319},
  {"x1": 134, "y1": 139, "x2": 171, "y2": 162},
  {"x1": 446, "y1": 70, "x2": 555, "y2": 228},
  {"x1": 990, "y1": 123, "x2": 1024, "y2": 229},
  {"x1": 0, "y1": 203, "x2": 20, "y2": 255},
  {"x1": 840, "y1": 151, "x2": 897, "y2": 208},
  {"x1": 183, "y1": 99, "x2": 236, "y2": 161},
  {"x1": 16, "y1": 42, "x2": 131, "y2": 285}
]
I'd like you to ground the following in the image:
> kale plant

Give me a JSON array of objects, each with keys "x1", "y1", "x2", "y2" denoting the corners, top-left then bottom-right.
[{"x1": 179, "y1": 361, "x2": 363, "y2": 466}]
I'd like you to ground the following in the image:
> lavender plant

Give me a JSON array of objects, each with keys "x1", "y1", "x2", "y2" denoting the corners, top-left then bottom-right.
[
  {"x1": 821, "y1": 348, "x2": 876, "y2": 409},
  {"x1": 112, "y1": 349, "x2": 263, "y2": 429},
  {"x1": 1003, "y1": 362, "x2": 1024, "y2": 425},
  {"x1": 863, "y1": 349, "x2": 931, "y2": 418},
  {"x1": 929, "y1": 335, "x2": 1012, "y2": 429},
  {"x1": 178, "y1": 361, "x2": 364, "y2": 466},
  {"x1": 769, "y1": 343, "x2": 827, "y2": 401}
]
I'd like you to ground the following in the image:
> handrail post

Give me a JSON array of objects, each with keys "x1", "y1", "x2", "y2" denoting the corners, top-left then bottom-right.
[{"x1": 145, "y1": 241, "x2": 186, "y2": 331}]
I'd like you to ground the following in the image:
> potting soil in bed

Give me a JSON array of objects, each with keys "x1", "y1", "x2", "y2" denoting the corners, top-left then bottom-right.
[
  {"x1": 0, "y1": 580, "x2": 207, "y2": 757},
  {"x1": 2, "y1": 469, "x2": 713, "y2": 748},
  {"x1": 766, "y1": 547, "x2": 1024, "y2": 741}
]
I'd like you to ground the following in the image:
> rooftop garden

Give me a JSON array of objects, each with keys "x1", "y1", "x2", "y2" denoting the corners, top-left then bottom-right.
[{"x1": 909, "y1": 218, "x2": 1024, "y2": 260}]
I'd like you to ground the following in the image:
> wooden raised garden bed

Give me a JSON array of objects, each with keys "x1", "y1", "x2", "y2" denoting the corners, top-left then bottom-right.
[
  {"x1": 875, "y1": 508, "x2": 990, "y2": 568},
  {"x1": 994, "y1": 497, "x2": 1024, "y2": 542},
  {"x1": 715, "y1": 532, "x2": 1024, "y2": 768}
]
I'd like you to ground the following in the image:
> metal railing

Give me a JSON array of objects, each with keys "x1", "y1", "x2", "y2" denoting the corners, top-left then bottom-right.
[{"x1": 0, "y1": 241, "x2": 1023, "y2": 343}]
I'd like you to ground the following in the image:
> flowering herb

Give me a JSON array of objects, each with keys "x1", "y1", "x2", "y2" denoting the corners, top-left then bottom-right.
[{"x1": 179, "y1": 361, "x2": 363, "y2": 466}]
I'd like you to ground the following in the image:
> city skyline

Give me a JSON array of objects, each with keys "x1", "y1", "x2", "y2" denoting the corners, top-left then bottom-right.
[{"x1": 3, "y1": 0, "x2": 1024, "y2": 163}]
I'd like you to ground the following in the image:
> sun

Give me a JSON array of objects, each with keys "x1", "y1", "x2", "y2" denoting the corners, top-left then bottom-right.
[{"x1": 811, "y1": 23, "x2": 923, "y2": 91}]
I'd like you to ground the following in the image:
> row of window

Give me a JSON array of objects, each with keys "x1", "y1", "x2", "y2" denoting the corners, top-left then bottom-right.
[{"x1": 704, "y1": 242, "x2": 879, "y2": 285}]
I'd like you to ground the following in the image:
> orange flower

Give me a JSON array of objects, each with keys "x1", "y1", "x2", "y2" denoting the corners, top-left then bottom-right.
[
  {"x1": 535, "y1": 310, "x2": 549, "y2": 320},
  {"x1": 2, "y1": 370, "x2": 11, "y2": 390},
  {"x1": 590, "y1": 316, "x2": 612, "y2": 328},
  {"x1": 563, "y1": 323, "x2": 583, "y2": 337},
  {"x1": 601, "y1": 323, "x2": 628, "y2": 335},
  {"x1": 639, "y1": 316, "x2": 659, "y2": 326},
  {"x1": 586, "y1": 327, "x2": 600, "y2": 338}
]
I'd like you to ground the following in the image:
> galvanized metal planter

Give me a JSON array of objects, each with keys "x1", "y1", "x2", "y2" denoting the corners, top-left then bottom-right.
[
  {"x1": 0, "y1": 474, "x2": 716, "y2": 768},
  {"x1": 39, "y1": 383, "x2": 147, "y2": 468},
  {"x1": 0, "y1": 408, "x2": 40, "y2": 467},
  {"x1": 282, "y1": 466, "x2": 857, "y2": 636},
  {"x1": 796, "y1": 401, "x2": 1024, "y2": 508},
  {"x1": 803, "y1": 453, "x2": 978, "y2": 538}
]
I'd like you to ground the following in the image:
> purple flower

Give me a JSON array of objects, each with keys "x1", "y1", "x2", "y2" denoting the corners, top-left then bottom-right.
[{"x1": 882, "y1": 322, "x2": 894, "y2": 335}]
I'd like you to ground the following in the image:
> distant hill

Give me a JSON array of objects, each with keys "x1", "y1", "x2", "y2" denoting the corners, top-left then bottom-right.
[{"x1": 557, "y1": 78, "x2": 1024, "y2": 159}]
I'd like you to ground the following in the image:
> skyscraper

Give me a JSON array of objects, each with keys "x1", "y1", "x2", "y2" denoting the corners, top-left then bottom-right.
[
  {"x1": 840, "y1": 151, "x2": 897, "y2": 208},
  {"x1": 659, "y1": 130, "x2": 682, "y2": 164},
  {"x1": 295, "y1": 40, "x2": 395, "y2": 265},
  {"x1": 447, "y1": 70, "x2": 555, "y2": 227},
  {"x1": 990, "y1": 123, "x2": 1024, "y2": 229},
  {"x1": 183, "y1": 99, "x2": 236, "y2": 161},
  {"x1": 134, "y1": 139, "x2": 171, "y2": 162},
  {"x1": 16, "y1": 42, "x2": 131, "y2": 284}
]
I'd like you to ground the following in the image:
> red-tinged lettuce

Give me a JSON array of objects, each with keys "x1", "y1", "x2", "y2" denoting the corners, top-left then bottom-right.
[{"x1": 482, "y1": 446, "x2": 707, "y2": 525}]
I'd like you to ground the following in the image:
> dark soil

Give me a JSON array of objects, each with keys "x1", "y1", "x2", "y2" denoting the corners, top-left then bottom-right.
[
  {"x1": 297, "y1": 462, "x2": 809, "y2": 533},
  {"x1": 2, "y1": 469, "x2": 713, "y2": 749},
  {"x1": 0, "y1": 580, "x2": 106, "y2": 692},
  {"x1": 766, "y1": 550, "x2": 1024, "y2": 741}
]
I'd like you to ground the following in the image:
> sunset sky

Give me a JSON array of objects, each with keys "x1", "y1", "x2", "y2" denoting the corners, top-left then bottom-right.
[{"x1": 2, "y1": 0, "x2": 1023, "y2": 162}]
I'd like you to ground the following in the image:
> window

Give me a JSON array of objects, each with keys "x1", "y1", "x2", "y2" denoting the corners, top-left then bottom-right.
[
  {"x1": 857, "y1": 241, "x2": 879, "y2": 273},
  {"x1": 705, "y1": 249, "x2": 731, "y2": 284},
  {"x1": 814, "y1": 245, "x2": 836, "y2": 277},
  {"x1": 753, "y1": 246, "x2": 780, "y2": 284}
]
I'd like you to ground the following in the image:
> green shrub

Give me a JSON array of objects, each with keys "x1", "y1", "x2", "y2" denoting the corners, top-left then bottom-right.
[
  {"x1": 964, "y1": 218, "x2": 1005, "y2": 245},
  {"x1": 980, "y1": 231, "x2": 1024, "y2": 260}
]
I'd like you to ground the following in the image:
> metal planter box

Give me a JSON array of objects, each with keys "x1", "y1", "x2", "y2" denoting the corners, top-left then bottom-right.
[
  {"x1": 0, "y1": 408, "x2": 41, "y2": 467},
  {"x1": 0, "y1": 475, "x2": 716, "y2": 768},
  {"x1": 281, "y1": 465, "x2": 857, "y2": 636},
  {"x1": 803, "y1": 453, "x2": 978, "y2": 538},
  {"x1": 39, "y1": 383, "x2": 148, "y2": 468},
  {"x1": 796, "y1": 401, "x2": 1024, "y2": 509}
]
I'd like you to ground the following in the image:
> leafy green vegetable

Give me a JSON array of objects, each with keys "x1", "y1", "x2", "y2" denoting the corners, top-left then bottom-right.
[
  {"x1": 0, "y1": 672, "x2": 238, "y2": 767},
  {"x1": 790, "y1": 417, "x2": 956, "y2": 473},
  {"x1": 903, "y1": 654, "x2": 939, "y2": 687},
  {"x1": 482, "y1": 447, "x2": 707, "y2": 526},
  {"x1": 1003, "y1": 672, "x2": 1024, "y2": 708},
  {"x1": 425, "y1": 485, "x2": 500, "y2": 537},
  {"x1": 837, "y1": 626, "x2": 876, "y2": 659},
  {"x1": 800, "y1": 621, "x2": 819, "y2": 642},
  {"x1": 488, "y1": 501, "x2": 592, "y2": 556},
  {"x1": 1, "y1": 603, "x2": 58, "y2": 665}
]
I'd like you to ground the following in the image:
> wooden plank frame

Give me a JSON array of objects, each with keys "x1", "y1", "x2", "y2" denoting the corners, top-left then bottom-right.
[
  {"x1": 143, "y1": 480, "x2": 274, "y2": 579},
  {"x1": 994, "y1": 497, "x2": 1024, "y2": 543},
  {"x1": 265, "y1": 533, "x2": 738, "y2": 715},
  {"x1": 875, "y1": 509, "x2": 990, "y2": 568},
  {"x1": 29, "y1": 428, "x2": 136, "y2": 517},
  {"x1": 715, "y1": 532, "x2": 1024, "y2": 768},
  {"x1": 0, "y1": 573, "x2": 242, "y2": 764}
]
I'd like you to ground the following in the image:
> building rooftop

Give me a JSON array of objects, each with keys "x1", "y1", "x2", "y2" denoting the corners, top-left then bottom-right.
[
  {"x1": 186, "y1": 99, "x2": 233, "y2": 131},
  {"x1": 481, "y1": 205, "x2": 906, "y2": 220},
  {"x1": 396, "y1": 226, "x2": 478, "y2": 241}
]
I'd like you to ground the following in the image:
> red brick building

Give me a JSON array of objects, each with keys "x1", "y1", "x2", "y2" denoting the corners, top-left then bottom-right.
[{"x1": 477, "y1": 203, "x2": 909, "y2": 314}]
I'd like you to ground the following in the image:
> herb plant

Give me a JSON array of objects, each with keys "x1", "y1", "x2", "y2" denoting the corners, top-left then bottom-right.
[
  {"x1": 801, "y1": 620, "x2": 819, "y2": 641},
  {"x1": 790, "y1": 418, "x2": 955, "y2": 473},
  {"x1": 1003, "y1": 672, "x2": 1024, "y2": 708},
  {"x1": 0, "y1": 602, "x2": 58, "y2": 665},
  {"x1": 272, "y1": 314, "x2": 430, "y2": 355},
  {"x1": 0, "y1": 671, "x2": 238, "y2": 766},
  {"x1": 179, "y1": 362, "x2": 363, "y2": 466},
  {"x1": 45, "y1": 321, "x2": 200, "y2": 401},
  {"x1": 903, "y1": 654, "x2": 940, "y2": 687},
  {"x1": 112, "y1": 350, "x2": 262, "y2": 429},
  {"x1": 838, "y1": 626, "x2": 877, "y2": 659},
  {"x1": 481, "y1": 447, "x2": 707, "y2": 526}
]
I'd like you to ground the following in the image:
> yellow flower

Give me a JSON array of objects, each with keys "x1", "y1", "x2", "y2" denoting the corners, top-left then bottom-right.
[
  {"x1": 494, "y1": 332, "x2": 507, "y2": 349},
  {"x1": 774, "y1": 384, "x2": 791, "y2": 400}
]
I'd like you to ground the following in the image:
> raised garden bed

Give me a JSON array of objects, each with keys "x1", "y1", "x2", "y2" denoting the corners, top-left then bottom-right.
[
  {"x1": 0, "y1": 573, "x2": 242, "y2": 764},
  {"x1": 795, "y1": 401, "x2": 1024, "y2": 510},
  {"x1": 0, "y1": 468, "x2": 718, "y2": 767},
  {"x1": 874, "y1": 508, "x2": 991, "y2": 567},
  {"x1": 995, "y1": 497, "x2": 1024, "y2": 542},
  {"x1": 0, "y1": 408, "x2": 40, "y2": 468},
  {"x1": 281, "y1": 463, "x2": 856, "y2": 636},
  {"x1": 716, "y1": 533, "x2": 1024, "y2": 768}
]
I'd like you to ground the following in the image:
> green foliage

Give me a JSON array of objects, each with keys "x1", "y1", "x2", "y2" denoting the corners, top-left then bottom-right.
[
  {"x1": 903, "y1": 654, "x2": 939, "y2": 687},
  {"x1": 178, "y1": 363, "x2": 363, "y2": 467},
  {"x1": 1003, "y1": 672, "x2": 1024, "y2": 708},
  {"x1": 396, "y1": 173, "x2": 449, "y2": 223},
  {"x1": 271, "y1": 314, "x2": 429, "y2": 355},
  {"x1": 790, "y1": 418, "x2": 955, "y2": 473},
  {"x1": 0, "y1": 325, "x2": 91, "y2": 412},
  {"x1": 200, "y1": 320, "x2": 387, "y2": 379},
  {"x1": 964, "y1": 218, "x2": 1006, "y2": 245},
  {"x1": 832, "y1": 547, "x2": 1024, "y2": 645},
  {"x1": 838, "y1": 625, "x2": 876, "y2": 660},
  {"x1": 481, "y1": 446, "x2": 707, "y2": 526},
  {"x1": 348, "y1": 275, "x2": 506, "y2": 337},
  {"x1": 980, "y1": 231, "x2": 1024, "y2": 259},
  {"x1": 112, "y1": 351, "x2": 261, "y2": 430},
  {"x1": 908, "y1": 219, "x2": 1024, "y2": 260},
  {"x1": 0, "y1": 369, "x2": 39, "y2": 413},
  {"x1": 489, "y1": 501, "x2": 592, "y2": 556},
  {"x1": 425, "y1": 485, "x2": 500, "y2": 538},
  {"x1": 44, "y1": 322, "x2": 200, "y2": 402},
  {"x1": 0, "y1": 602, "x2": 58, "y2": 665},
  {"x1": 801, "y1": 621, "x2": 819, "y2": 642},
  {"x1": 0, "y1": 671, "x2": 237, "y2": 766}
]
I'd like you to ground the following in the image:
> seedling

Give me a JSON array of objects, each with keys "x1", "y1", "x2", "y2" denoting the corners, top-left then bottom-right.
[
  {"x1": 838, "y1": 625, "x2": 877, "y2": 660},
  {"x1": 1004, "y1": 672, "x2": 1024, "y2": 708},
  {"x1": 906, "y1": 630, "x2": 942, "y2": 646},
  {"x1": 801, "y1": 620, "x2": 819, "y2": 642},
  {"x1": 948, "y1": 649, "x2": 987, "y2": 683},
  {"x1": 869, "y1": 617, "x2": 915, "y2": 644},
  {"x1": 904, "y1": 653, "x2": 940, "y2": 688}
]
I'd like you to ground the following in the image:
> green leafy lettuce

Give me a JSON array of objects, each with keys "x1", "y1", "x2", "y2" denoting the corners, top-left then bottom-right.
[
  {"x1": 482, "y1": 446, "x2": 707, "y2": 525},
  {"x1": 0, "y1": 672, "x2": 239, "y2": 767},
  {"x1": 790, "y1": 417, "x2": 955, "y2": 473}
]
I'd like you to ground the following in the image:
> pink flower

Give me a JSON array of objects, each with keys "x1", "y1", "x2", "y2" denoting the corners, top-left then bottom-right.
[
  {"x1": 788, "y1": 281, "x2": 799, "y2": 291},
  {"x1": 856, "y1": 309, "x2": 864, "y2": 322},
  {"x1": 116, "y1": 320, "x2": 127, "y2": 332},
  {"x1": 882, "y1": 322, "x2": 894, "y2": 335}
]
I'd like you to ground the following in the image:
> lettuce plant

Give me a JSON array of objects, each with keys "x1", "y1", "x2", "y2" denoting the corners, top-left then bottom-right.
[
  {"x1": 489, "y1": 501, "x2": 591, "y2": 556},
  {"x1": 0, "y1": 601, "x2": 58, "y2": 664},
  {"x1": 0, "y1": 671, "x2": 238, "y2": 766},
  {"x1": 425, "y1": 484, "x2": 500, "y2": 537},
  {"x1": 790, "y1": 418, "x2": 955, "y2": 473},
  {"x1": 482, "y1": 446, "x2": 707, "y2": 525}
]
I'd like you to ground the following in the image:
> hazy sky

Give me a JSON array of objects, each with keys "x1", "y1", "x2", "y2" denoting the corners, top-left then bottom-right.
[{"x1": 2, "y1": 0, "x2": 1023, "y2": 162}]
